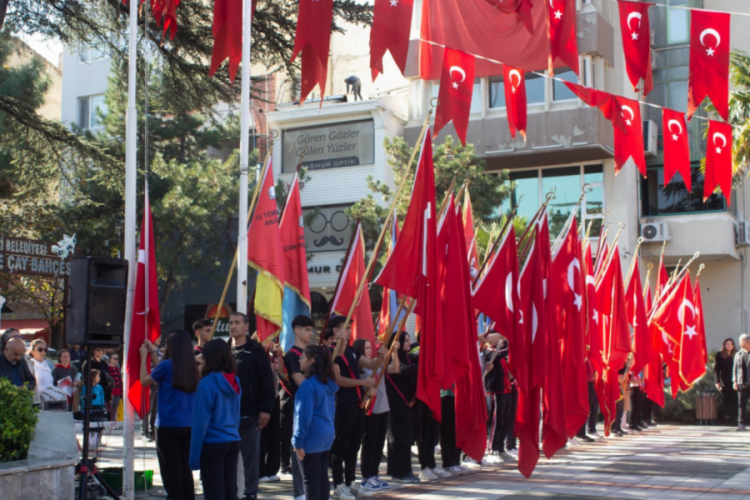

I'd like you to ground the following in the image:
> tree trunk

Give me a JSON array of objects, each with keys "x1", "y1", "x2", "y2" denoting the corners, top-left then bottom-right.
[
  {"x1": 0, "y1": 0, "x2": 9, "y2": 31},
  {"x1": 159, "y1": 269, "x2": 175, "y2": 313}
]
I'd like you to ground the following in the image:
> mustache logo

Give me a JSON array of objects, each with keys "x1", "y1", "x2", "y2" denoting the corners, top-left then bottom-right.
[{"x1": 314, "y1": 235, "x2": 344, "y2": 247}]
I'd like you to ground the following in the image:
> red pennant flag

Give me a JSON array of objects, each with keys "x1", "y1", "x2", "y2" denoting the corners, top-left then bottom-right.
[
  {"x1": 210, "y1": 0, "x2": 241, "y2": 82},
  {"x1": 678, "y1": 274, "x2": 707, "y2": 387},
  {"x1": 548, "y1": 0, "x2": 579, "y2": 76},
  {"x1": 504, "y1": 65, "x2": 528, "y2": 139},
  {"x1": 643, "y1": 281, "x2": 665, "y2": 408},
  {"x1": 149, "y1": 0, "x2": 180, "y2": 40},
  {"x1": 662, "y1": 108, "x2": 692, "y2": 192},
  {"x1": 434, "y1": 48, "x2": 476, "y2": 146},
  {"x1": 651, "y1": 273, "x2": 692, "y2": 389},
  {"x1": 688, "y1": 9, "x2": 730, "y2": 121},
  {"x1": 564, "y1": 82, "x2": 629, "y2": 133},
  {"x1": 462, "y1": 190, "x2": 481, "y2": 280},
  {"x1": 614, "y1": 96, "x2": 646, "y2": 177},
  {"x1": 377, "y1": 215, "x2": 402, "y2": 339},
  {"x1": 126, "y1": 190, "x2": 162, "y2": 419},
  {"x1": 330, "y1": 222, "x2": 375, "y2": 346},
  {"x1": 370, "y1": 0, "x2": 414, "y2": 80},
  {"x1": 625, "y1": 259, "x2": 650, "y2": 376},
  {"x1": 291, "y1": 0, "x2": 334, "y2": 104},
  {"x1": 584, "y1": 241, "x2": 604, "y2": 374},
  {"x1": 483, "y1": 0, "x2": 535, "y2": 34},
  {"x1": 704, "y1": 119, "x2": 733, "y2": 204},
  {"x1": 656, "y1": 252, "x2": 669, "y2": 300},
  {"x1": 375, "y1": 130, "x2": 443, "y2": 420},
  {"x1": 280, "y1": 173, "x2": 311, "y2": 305},
  {"x1": 617, "y1": 0, "x2": 653, "y2": 95},
  {"x1": 533, "y1": 213, "x2": 550, "y2": 387}
]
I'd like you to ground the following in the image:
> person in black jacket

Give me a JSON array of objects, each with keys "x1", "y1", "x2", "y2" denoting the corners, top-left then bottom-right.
[
  {"x1": 229, "y1": 312, "x2": 275, "y2": 500},
  {"x1": 0, "y1": 338, "x2": 36, "y2": 389},
  {"x1": 483, "y1": 339, "x2": 514, "y2": 462},
  {"x1": 714, "y1": 338, "x2": 737, "y2": 425}
]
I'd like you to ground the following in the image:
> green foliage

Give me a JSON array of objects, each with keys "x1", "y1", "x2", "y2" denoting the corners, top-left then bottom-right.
[
  {"x1": 0, "y1": 377, "x2": 38, "y2": 462},
  {"x1": 655, "y1": 352, "x2": 717, "y2": 424}
]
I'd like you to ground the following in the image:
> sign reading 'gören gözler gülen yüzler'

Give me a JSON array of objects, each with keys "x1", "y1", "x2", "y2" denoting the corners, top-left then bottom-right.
[{"x1": 282, "y1": 120, "x2": 375, "y2": 173}]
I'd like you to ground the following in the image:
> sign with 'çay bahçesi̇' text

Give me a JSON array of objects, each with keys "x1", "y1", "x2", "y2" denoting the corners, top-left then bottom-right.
[
  {"x1": 0, "y1": 236, "x2": 74, "y2": 278},
  {"x1": 282, "y1": 120, "x2": 375, "y2": 173}
]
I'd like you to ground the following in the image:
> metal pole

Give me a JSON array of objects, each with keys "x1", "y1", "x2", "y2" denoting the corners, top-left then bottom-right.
[
  {"x1": 237, "y1": 0, "x2": 253, "y2": 314},
  {"x1": 121, "y1": 0, "x2": 139, "y2": 495}
]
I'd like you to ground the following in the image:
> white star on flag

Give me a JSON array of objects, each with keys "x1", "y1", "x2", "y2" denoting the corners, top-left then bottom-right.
[
  {"x1": 631, "y1": 32, "x2": 639, "y2": 40},
  {"x1": 390, "y1": 0, "x2": 398, "y2": 5},
  {"x1": 452, "y1": 81, "x2": 459, "y2": 89},
  {"x1": 554, "y1": 10, "x2": 562, "y2": 20},
  {"x1": 716, "y1": 147, "x2": 722, "y2": 154},
  {"x1": 706, "y1": 47, "x2": 715, "y2": 56},
  {"x1": 672, "y1": 134, "x2": 679, "y2": 141},
  {"x1": 592, "y1": 309, "x2": 599, "y2": 325},
  {"x1": 626, "y1": 119, "x2": 632, "y2": 126},
  {"x1": 684, "y1": 325, "x2": 697, "y2": 339},
  {"x1": 573, "y1": 293, "x2": 582, "y2": 311}
]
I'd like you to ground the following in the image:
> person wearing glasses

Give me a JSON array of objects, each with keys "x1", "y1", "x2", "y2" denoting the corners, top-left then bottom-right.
[{"x1": 28, "y1": 338, "x2": 54, "y2": 402}]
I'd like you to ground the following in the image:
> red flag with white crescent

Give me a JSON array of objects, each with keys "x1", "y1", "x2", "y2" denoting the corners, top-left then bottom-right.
[
  {"x1": 504, "y1": 65, "x2": 527, "y2": 139},
  {"x1": 614, "y1": 96, "x2": 646, "y2": 177},
  {"x1": 625, "y1": 258, "x2": 650, "y2": 376},
  {"x1": 209, "y1": 0, "x2": 256, "y2": 82},
  {"x1": 617, "y1": 0, "x2": 653, "y2": 95},
  {"x1": 547, "y1": 0, "x2": 579, "y2": 77},
  {"x1": 434, "y1": 48, "x2": 476, "y2": 146},
  {"x1": 564, "y1": 82, "x2": 629, "y2": 133},
  {"x1": 688, "y1": 9, "x2": 730, "y2": 121},
  {"x1": 704, "y1": 119, "x2": 733, "y2": 204},
  {"x1": 679, "y1": 274, "x2": 706, "y2": 387},
  {"x1": 370, "y1": 0, "x2": 414, "y2": 80},
  {"x1": 662, "y1": 108, "x2": 692, "y2": 192},
  {"x1": 584, "y1": 241, "x2": 604, "y2": 374},
  {"x1": 291, "y1": 0, "x2": 334, "y2": 104}
]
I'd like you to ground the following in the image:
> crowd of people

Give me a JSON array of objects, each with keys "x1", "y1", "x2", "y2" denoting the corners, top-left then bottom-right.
[{"x1": 3, "y1": 321, "x2": 750, "y2": 500}]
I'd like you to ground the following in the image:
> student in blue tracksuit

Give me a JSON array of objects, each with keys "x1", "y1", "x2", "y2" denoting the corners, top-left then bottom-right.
[
  {"x1": 293, "y1": 345, "x2": 338, "y2": 500},
  {"x1": 189, "y1": 339, "x2": 242, "y2": 500}
]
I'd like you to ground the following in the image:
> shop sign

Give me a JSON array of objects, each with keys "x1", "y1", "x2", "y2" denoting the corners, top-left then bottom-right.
[
  {"x1": 282, "y1": 120, "x2": 375, "y2": 173},
  {"x1": 0, "y1": 235, "x2": 76, "y2": 278},
  {"x1": 303, "y1": 205, "x2": 352, "y2": 252}
]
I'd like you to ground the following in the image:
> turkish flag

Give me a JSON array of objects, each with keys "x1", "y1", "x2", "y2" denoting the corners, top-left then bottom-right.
[
  {"x1": 614, "y1": 96, "x2": 646, "y2": 177},
  {"x1": 483, "y1": 0, "x2": 535, "y2": 34},
  {"x1": 434, "y1": 48, "x2": 476, "y2": 146},
  {"x1": 126, "y1": 190, "x2": 161, "y2": 419},
  {"x1": 643, "y1": 282, "x2": 665, "y2": 408},
  {"x1": 548, "y1": 0, "x2": 579, "y2": 76},
  {"x1": 375, "y1": 130, "x2": 443, "y2": 420},
  {"x1": 625, "y1": 259, "x2": 650, "y2": 376},
  {"x1": 533, "y1": 213, "x2": 551, "y2": 387},
  {"x1": 662, "y1": 108, "x2": 692, "y2": 192},
  {"x1": 704, "y1": 119, "x2": 733, "y2": 204},
  {"x1": 291, "y1": 0, "x2": 334, "y2": 104},
  {"x1": 462, "y1": 190, "x2": 480, "y2": 280},
  {"x1": 279, "y1": 173, "x2": 311, "y2": 306},
  {"x1": 617, "y1": 1, "x2": 653, "y2": 95},
  {"x1": 679, "y1": 274, "x2": 707, "y2": 386},
  {"x1": 150, "y1": 0, "x2": 181, "y2": 40},
  {"x1": 564, "y1": 82, "x2": 628, "y2": 133},
  {"x1": 651, "y1": 272, "x2": 692, "y2": 390},
  {"x1": 209, "y1": 0, "x2": 242, "y2": 81},
  {"x1": 377, "y1": 215, "x2": 403, "y2": 339},
  {"x1": 688, "y1": 10, "x2": 730, "y2": 121},
  {"x1": 504, "y1": 65, "x2": 528, "y2": 139},
  {"x1": 584, "y1": 241, "x2": 604, "y2": 374},
  {"x1": 330, "y1": 222, "x2": 375, "y2": 347},
  {"x1": 370, "y1": 0, "x2": 414, "y2": 80},
  {"x1": 656, "y1": 252, "x2": 670, "y2": 300}
]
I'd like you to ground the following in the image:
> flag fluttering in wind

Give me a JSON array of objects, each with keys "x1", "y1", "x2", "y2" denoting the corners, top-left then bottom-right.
[
  {"x1": 370, "y1": 0, "x2": 414, "y2": 80},
  {"x1": 279, "y1": 173, "x2": 311, "y2": 353},
  {"x1": 291, "y1": 0, "x2": 334, "y2": 104},
  {"x1": 504, "y1": 65, "x2": 528, "y2": 139},
  {"x1": 127, "y1": 189, "x2": 161, "y2": 419},
  {"x1": 704, "y1": 119, "x2": 733, "y2": 204},
  {"x1": 626, "y1": 258, "x2": 651, "y2": 376},
  {"x1": 547, "y1": 0, "x2": 579, "y2": 76},
  {"x1": 377, "y1": 215, "x2": 406, "y2": 340},
  {"x1": 614, "y1": 96, "x2": 646, "y2": 177},
  {"x1": 688, "y1": 9, "x2": 730, "y2": 121},
  {"x1": 662, "y1": 108, "x2": 692, "y2": 192},
  {"x1": 209, "y1": 0, "x2": 256, "y2": 82},
  {"x1": 617, "y1": 0, "x2": 653, "y2": 95},
  {"x1": 680, "y1": 276, "x2": 707, "y2": 386},
  {"x1": 248, "y1": 158, "x2": 285, "y2": 343}
]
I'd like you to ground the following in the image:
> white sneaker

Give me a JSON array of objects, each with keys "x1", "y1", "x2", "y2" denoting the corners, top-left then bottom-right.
[
  {"x1": 419, "y1": 468, "x2": 438, "y2": 481},
  {"x1": 499, "y1": 451, "x2": 516, "y2": 461},
  {"x1": 332, "y1": 484, "x2": 355, "y2": 500},
  {"x1": 447, "y1": 465, "x2": 465, "y2": 474},
  {"x1": 294, "y1": 496, "x2": 306, "y2": 500},
  {"x1": 267, "y1": 475, "x2": 280, "y2": 482},
  {"x1": 485, "y1": 453, "x2": 503, "y2": 464},
  {"x1": 259, "y1": 476, "x2": 271, "y2": 483},
  {"x1": 462, "y1": 457, "x2": 482, "y2": 469},
  {"x1": 432, "y1": 466, "x2": 451, "y2": 478}
]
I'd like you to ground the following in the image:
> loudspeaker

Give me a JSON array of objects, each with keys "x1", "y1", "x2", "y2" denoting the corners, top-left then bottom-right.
[{"x1": 66, "y1": 257, "x2": 129, "y2": 347}]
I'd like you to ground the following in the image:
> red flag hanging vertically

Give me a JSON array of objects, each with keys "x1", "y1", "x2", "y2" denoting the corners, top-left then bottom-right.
[
  {"x1": 370, "y1": 0, "x2": 414, "y2": 80},
  {"x1": 330, "y1": 222, "x2": 375, "y2": 347},
  {"x1": 291, "y1": 0, "x2": 334, "y2": 104},
  {"x1": 483, "y1": 0, "x2": 535, "y2": 34},
  {"x1": 625, "y1": 259, "x2": 650, "y2": 376},
  {"x1": 615, "y1": 96, "x2": 646, "y2": 177},
  {"x1": 688, "y1": 9, "x2": 730, "y2": 121},
  {"x1": 662, "y1": 108, "x2": 692, "y2": 192},
  {"x1": 534, "y1": 213, "x2": 551, "y2": 387},
  {"x1": 127, "y1": 190, "x2": 161, "y2": 419},
  {"x1": 651, "y1": 273, "x2": 692, "y2": 390},
  {"x1": 462, "y1": 189, "x2": 480, "y2": 280},
  {"x1": 504, "y1": 65, "x2": 528, "y2": 139},
  {"x1": 679, "y1": 274, "x2": 707, "y2": 387},
  {"x1": 656, "y1": 251, "x2": 669, "y2": 300},
  {"x1": 584, "y1": 241, "x2": 604, "y2": 374},
  {"x1": 375, "y1": 130, "x2": 443, "y2": 420},
  {"x1": 434, "y1": 48, "x2": 476, "y2": 146},
  {"x1": 704, "y1": 119, "x2": 733, "y2": 204},
  {"x1": 617, "y1": 0, "x2": 653, "y2": 95},
  {"x1": 643, "y1": 279, "x2": 665, "y2": 408},
  {"x1": 547, "y1": 0, "x2": 579, "y2": 77}
]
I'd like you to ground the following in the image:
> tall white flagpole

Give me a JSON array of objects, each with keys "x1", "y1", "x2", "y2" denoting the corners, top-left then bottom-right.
[
  {"x1": 237, "y1": 0, "x2": 253, "y2": 314},
  {"x1": 121, "y1": 0, "x2": 139, "y2": 494}
]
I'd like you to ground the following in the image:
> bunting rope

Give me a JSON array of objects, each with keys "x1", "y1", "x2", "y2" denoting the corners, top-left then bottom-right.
[
  {"x1": 417, "y1": 38, "x2": 746, "y2": 133},
  {"x1": 602, "y1": 0, "x2": 750, "y2": 19}
]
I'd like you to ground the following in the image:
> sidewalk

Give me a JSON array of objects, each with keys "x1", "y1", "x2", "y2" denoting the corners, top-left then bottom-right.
[{"x1": 84, "y1": 423, "x2": 750, "y2": 499}]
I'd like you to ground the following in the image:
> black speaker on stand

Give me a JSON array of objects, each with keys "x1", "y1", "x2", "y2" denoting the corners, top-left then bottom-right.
[{"x1": 67, "y1": 257, "x2": 129, "y2": 500}]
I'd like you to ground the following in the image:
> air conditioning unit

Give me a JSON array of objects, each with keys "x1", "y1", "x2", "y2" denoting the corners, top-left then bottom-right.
[
  {"x1": 736, "y1": 221, "x2": 750, "y2": 246},
  {"x1": 643, "y1": 119, "x2": 658, "y2": 157},
  {"x1": 641, "y1": 222, "x2": 670, "y2": 242}
]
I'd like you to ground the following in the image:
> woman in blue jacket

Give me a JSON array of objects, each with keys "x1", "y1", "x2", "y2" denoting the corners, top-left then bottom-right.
[
  {"x1": 293, "y1": 345, "x2": 338, "y2": 500},
  {"x1": 189, "y1": 339, "x2": 242, "y2": 500}
]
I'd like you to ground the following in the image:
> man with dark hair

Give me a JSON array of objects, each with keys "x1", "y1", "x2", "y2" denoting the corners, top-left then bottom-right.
[
  {"x1": 229, "y1": 312, "x2": 275, "y2": 500},
  {"x1": 344, "y1": 75, "x2": 363, "y2": 101},
  {"x1": 193, "y1": 318, "x2": 213, "y2": 355},
  {"x1": 278, "y1": 314, "x2": 315, "y2": 500},
  {"x1": 321, "y1": 328, "x2": 335, "y2": 347},
  {"x1": 0, "y1": 337, "x2": 35, "y2": 389}
]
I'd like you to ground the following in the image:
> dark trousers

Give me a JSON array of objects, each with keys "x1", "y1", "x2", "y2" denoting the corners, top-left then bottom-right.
[
  {"x1": 612, "y1": 400, "x2": 624, "y2": 432},
  {"x1": 739, "y1": 386, "x2": 750, "y2": 426},
  {"x1": 331, "y1": 403, "x2": 365, "y2": 487},
  {"x1": 506, "y1": 389, "x2": 518, "y2": 450},
  {"x1": 386, "y1": 413, "x2": 413, "y2": 479},
  {"x1": 361, "y1": 411, "x2": 388, "y2": 478},
  {"x1": 260, "y1": 397, "x2": 281, "y2": 478},
  {"x1": 629, "y1": 387, "x2": 643, "y2": 427},
  {"x1": 722, "y1": 386, "x2": 738, "y2": 424},
  {"x1": 417, "y1": 402, "x2": 438, "y2": 470},
  {"x1": 641, "y1": 396, "x2": 654, "y2": 424},
  {"x1": 156, "y1": 426, "x2": 195, "y2": 500},
  {"x1": 489, "y1": 393, "x2": 510, "y2": 453},
  {"x1": 280, "y1": 397, "x2": 294, "y2": 473},
  {"x1": 200, "y1": 440, "x2": 241, "y2": 500},
  {"x1": 142, "y1": 386, "x2": 158, "y2": 437},
  {"x1": 587, "y1": 382, "x2": 598, "y2": 433},
  {"x1": 299, "y1": 451, "x2": 330, "y2": 500},
  {"x1": 440, "y1": 395, "x2": 460, "y2": 468},
  {"x1": 240, "y1": 423, "x2": 261, "y2": 497}
]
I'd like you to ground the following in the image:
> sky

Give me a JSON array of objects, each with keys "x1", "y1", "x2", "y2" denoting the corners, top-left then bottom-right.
[{"x1": 18, "y1": 33, "x2": 64, "y2": 66}]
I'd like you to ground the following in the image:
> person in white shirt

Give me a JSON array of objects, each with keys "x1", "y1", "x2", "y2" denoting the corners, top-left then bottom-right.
[{"x1": 28, "y1": 338, "x2": 54, "y2": 402}]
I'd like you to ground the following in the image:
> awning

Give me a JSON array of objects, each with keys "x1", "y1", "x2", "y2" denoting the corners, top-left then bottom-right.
[{"x1": 1, "y1": 318, "x2": 50, "y2": 336}]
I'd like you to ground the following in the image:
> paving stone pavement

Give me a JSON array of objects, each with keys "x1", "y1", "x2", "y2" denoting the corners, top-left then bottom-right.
[{"x1": 84, "y1": 423, "x2": 750, "y2": 499}]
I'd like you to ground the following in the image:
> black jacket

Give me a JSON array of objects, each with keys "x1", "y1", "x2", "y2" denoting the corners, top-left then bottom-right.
[
  {"x1": 232, "y1": 335, "x2": 275, "y2": 427},
  {"x1": 734, "y1": 349, "x2": 750, "y2": 388},
  {"x1": 385, "y1": 350, "x2": 418, "y2": 417},
  {"x1": 714, "y1": 353, "x2": 734, "y2": 388},
  {"x1": 0, "y1": 354, "x2": 36, "y2": 390}
]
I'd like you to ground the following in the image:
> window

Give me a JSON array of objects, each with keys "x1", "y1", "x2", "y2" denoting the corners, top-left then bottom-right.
[
  {"x1": 667, "y1": 0, "x2": 690, "y2": 45},
  {"x1": 489, "y1": 76, "x2": 506, "y2": 109},
  {"x1": 78, "y1": 95, "x2": 107, "y2": 130},
  {"x1": 640, "y1": 164, "x2": 727, "y2": 216},
  {"x1": 79, "y1": 45, "x2": 108, "y2": 63},
  {"x1": 525, "y1": 73, "x2": 545, "y2": 104},
  {"x1": 431, "y1": 79, "x2": 483, "y2": 113},
  {"x1": 552, "y1": 67, "x2": 579, "y2": 101}
]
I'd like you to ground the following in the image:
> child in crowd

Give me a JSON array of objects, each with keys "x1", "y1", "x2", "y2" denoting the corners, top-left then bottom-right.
[
  {"x1": 83, "y1": 369, "x2": 105, "y2": 408},
  {"x1": 293, "y1": 345, "x2": 338, "y2": 500}
]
